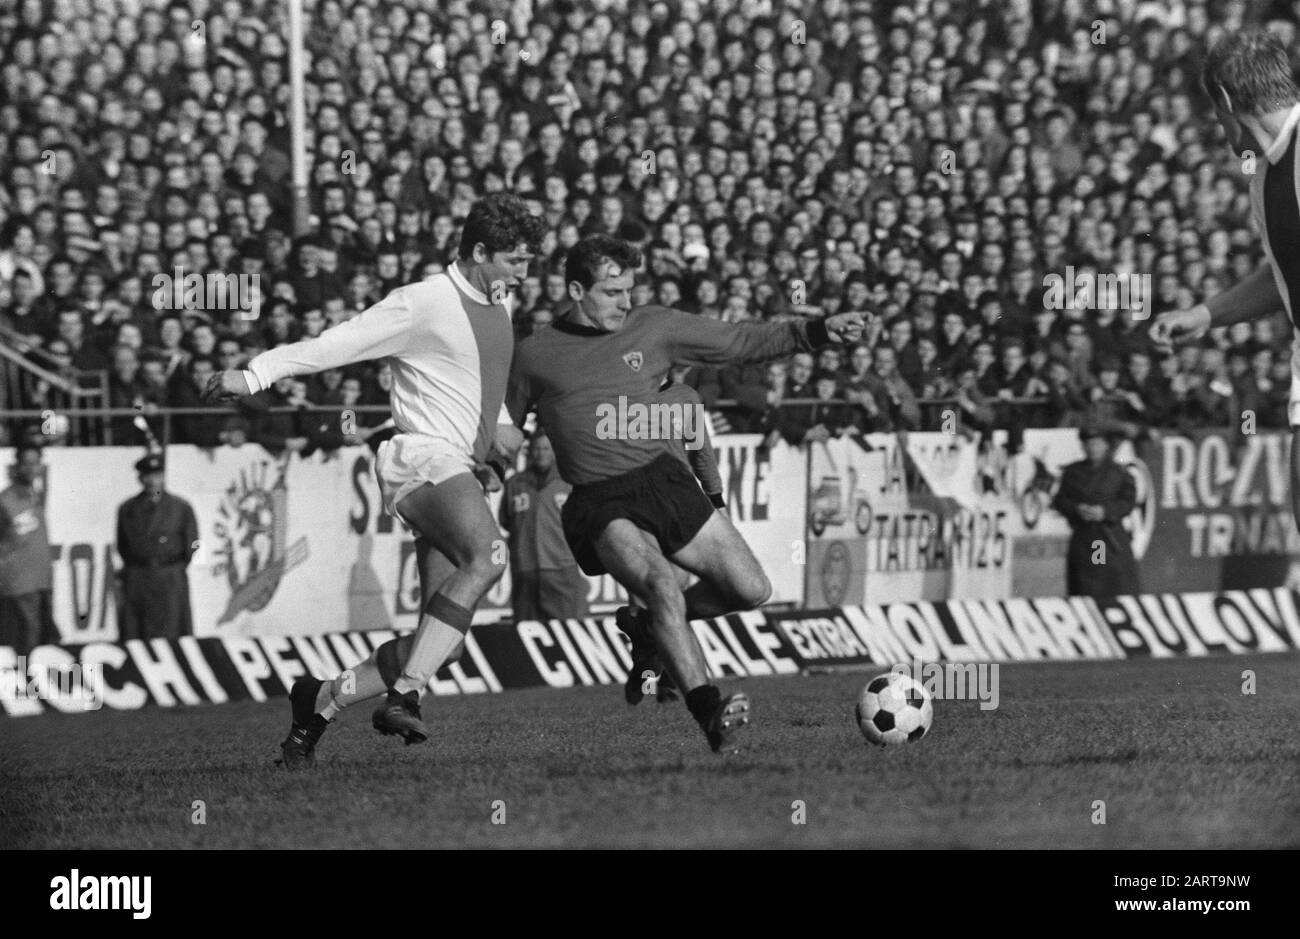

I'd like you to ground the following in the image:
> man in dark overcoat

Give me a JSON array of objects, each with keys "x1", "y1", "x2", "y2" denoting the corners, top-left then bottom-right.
[
  {"x1": 116, "y1": 453, "x2": 199, "y2": 640},
  {"x1": 1052, "y1": 420, "x2": 1140, "y2": 600}
]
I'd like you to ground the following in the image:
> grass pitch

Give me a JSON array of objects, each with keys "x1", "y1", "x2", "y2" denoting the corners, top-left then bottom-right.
[{"x1": 3, "y1": 652, "x2": 1298, "y2": 849}]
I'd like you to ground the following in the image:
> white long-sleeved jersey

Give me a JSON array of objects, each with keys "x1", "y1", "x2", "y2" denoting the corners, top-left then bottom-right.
[{"x1": 243, "y1": 263, "x2": 514, "y2": 462}]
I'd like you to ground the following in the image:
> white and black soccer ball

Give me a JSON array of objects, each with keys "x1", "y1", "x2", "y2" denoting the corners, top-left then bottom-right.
[{"x1": 856, "y1": 672, "x2": 934, "y2": 746}]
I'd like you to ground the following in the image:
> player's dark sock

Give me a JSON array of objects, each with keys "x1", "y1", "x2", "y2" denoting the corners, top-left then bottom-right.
[
  {"x1": 280, "y1": 677, "x2": 330, "y2": 769},
  {"x1": 686, "y1": 684, "x2": 723, "y2": 725},
  {"x1": 618, "y1": 606, "x2": 662, "y2": 705},
  {"x1": 376, "y1": 637, "x2": 404, "y2": 688},
  {"x1": 620, "y1": 606, "x2": 653, "y2": 645}
]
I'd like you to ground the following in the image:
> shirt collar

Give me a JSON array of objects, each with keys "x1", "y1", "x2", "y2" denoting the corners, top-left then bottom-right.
[
  {"x1": 554, "y1": 310, "x2": 608, "y2": 336},
  {"x1": 447, "y1": 261, "x2": 488, "y2": 305},
  {"x1": 1265, "y1": 103, "x2": 1300, "y2": 164}
]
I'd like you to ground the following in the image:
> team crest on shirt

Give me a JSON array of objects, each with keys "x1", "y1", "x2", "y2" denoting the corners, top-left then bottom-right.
[
  {"x1": 553, "y1": 491, "x2": 567, "y2": 509},
  {"x1": 622, "y1": 351, "x2": 643, "y2": 372}
]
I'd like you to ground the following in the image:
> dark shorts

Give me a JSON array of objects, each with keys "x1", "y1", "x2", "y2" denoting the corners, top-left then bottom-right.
[{"x1": 561, "y1": 454, "x2": 715, "y2": 576}]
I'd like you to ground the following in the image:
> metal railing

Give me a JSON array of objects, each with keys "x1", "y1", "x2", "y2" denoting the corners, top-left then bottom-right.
[
  {"x1": 0, "y1": 323, "x2": 112, "y2": 445},
  {"x1": 0, "y1": 395, "x2": 1053, "y2": 448},
  {"x1": 0, "y1": 403, "x2": 391, "y2": 447}
]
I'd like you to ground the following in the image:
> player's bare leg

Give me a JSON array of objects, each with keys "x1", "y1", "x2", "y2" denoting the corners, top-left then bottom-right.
[
  {"x1": 280, "y1": 474, "x2": 503, "y2": 765},
  {"x1": 594, "y1": 519, "x2": 750, "y2": 752},
  {"x1": 369, "y1": 474, "x2": 505, "y2": 743},
  {"x1": 617, "y1": 565, "x2": 690, "y2": 704},
  {"x1": 307, "y1": 540, "x2": 463, "y2": 720},
  {"x1": 620, "y1": 511, "x2": 769, "y2": 705},
  {"x1": 669, "y1": 510, "x2": 772, "y2": 614}
]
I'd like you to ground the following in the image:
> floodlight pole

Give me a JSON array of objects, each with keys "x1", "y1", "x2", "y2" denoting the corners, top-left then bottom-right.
[{"x1": 288, "y1": 0, "x2": 310, "y2": 237}]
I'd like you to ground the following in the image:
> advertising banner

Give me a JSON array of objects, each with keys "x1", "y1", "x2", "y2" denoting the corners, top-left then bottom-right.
[
  {"x1": 803, "y1": 428, "x2": 1152, "y2": 604},
  {"x1": 1, "y1": 436, "x2": 805, "y2": 643},
  {"x1": 9, "y1": 428, "x2": 1292, "y2": 646},
  {"x1": 1139, "y1": 430, "x2": 1300, "y2": 593},
  {"x1": 6, "y1": 588, "x2": 1296, "y2": 717}
]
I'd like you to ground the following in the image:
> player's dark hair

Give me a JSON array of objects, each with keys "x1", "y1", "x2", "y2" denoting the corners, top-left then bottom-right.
[
  {"x1": 564, "y1": 234, "x2": 643, "y2": 290},
  {"x1": 1201, "y1": 29, "x2": 1299, "y2": 114},
  {"x1": 456, "y1": 193, "x2": 547, "y2": 260}
]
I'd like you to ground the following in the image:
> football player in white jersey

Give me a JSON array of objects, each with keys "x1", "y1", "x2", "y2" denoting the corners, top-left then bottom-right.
[{"x1": 205, "y1": 193, "x2": 547, "y2": 767}]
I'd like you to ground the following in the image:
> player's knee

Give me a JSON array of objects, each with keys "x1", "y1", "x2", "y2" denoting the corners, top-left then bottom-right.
[
  {"x1": 465, "y1": 539, "x2": 508, "y2": 586},
  {"x1": 735, "y1": 571, "x2": 772, "y2": 610}
]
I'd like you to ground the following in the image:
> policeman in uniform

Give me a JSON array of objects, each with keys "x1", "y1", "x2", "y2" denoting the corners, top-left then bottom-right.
[
  {"x1": 1052, "y1": 419, "x2": 1140, "y2": 600},
  {"x1": 499, "y1": 431, "x2": 591, "y2": 622},
  {"x1": 116, "y1": 453, "x2": 199, "y2": 640}
]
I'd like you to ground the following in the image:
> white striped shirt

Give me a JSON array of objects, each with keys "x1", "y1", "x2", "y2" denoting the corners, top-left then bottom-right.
[{"x1": 244, "y1": 263, "x2": 515, "y2": 461}]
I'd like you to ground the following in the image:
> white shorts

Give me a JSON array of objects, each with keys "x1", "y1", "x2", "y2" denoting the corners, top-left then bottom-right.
[{"x1": 375, "y1": 434, "x2": 475, "y2": 523}]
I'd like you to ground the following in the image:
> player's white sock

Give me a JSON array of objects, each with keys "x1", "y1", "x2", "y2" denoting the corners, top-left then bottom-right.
[
  {"x1": 392, "y1": 593, "x2": 474, "y2": 695},
  {"x1": 314, "y1": 658, "x2": 386, "y2": 719}
]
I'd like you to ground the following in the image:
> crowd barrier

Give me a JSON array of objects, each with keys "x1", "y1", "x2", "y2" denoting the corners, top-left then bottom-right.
[
  {"x1": 2, "y1": 427, "x2": 1295, "y2": 647},
  {"x1": 4, "y1": 588, "x2": 1297, "y2": 716}
]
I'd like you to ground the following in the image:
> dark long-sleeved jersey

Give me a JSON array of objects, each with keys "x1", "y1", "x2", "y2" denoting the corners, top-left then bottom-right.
[
  {"x1": 659, "y1": 380, "x2": 723, "y2": 497},
  {"x1": 508, "y1": 306, "x2": 829, "y2": 485}
]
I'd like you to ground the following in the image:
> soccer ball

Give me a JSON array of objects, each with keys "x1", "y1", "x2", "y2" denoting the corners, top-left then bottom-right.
[{"x1": 856, "y1": 672, "x2": 934, "y2": 746}]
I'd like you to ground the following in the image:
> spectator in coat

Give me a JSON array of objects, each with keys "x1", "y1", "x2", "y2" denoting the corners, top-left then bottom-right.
[
  {"x1": 863, "y1": 345, "x2": 922, "y2": 432},
  {"x1": 169, "y1": 355, "x2": 226, "y2": 447},
  {"x1": 115, "y1": 453, "x2": 199, "y2": 641},
  {"x1": 499, "y1": 431, "x2": 589, "y2": 623},
  {"x1": 1052, "y1": 421, "x2": 1139, "y2": 601}
]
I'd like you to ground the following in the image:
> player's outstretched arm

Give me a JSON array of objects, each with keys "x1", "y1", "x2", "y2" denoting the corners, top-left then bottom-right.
[
  {"x1": 1149, "y1": 266, "x2": 1280, "y2": 351},
  {"x1": 208, "y1": 290, "x2": 415, "y2": 401},
  {"x1": 665, "y1": 308, "x2": 865, "y2": 366}
]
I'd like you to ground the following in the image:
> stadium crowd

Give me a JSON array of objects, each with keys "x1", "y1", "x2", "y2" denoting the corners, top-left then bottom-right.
[{"x1": 1, "y1": 0, "x2": 1297, "y2": 453}]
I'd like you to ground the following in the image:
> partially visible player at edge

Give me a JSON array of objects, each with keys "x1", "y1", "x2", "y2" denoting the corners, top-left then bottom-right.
[
  {"x1": 507, "y1": 234, "x2": 865, "y2": 752},
  {"x1": 204, "y1": 193, "x2": 547, "y2": 768},
  {"x1": 1151, "y1": 30, "x2": 1300, "y2": 532}
]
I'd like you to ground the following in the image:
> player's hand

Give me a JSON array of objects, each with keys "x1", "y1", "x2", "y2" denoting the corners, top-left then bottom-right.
[
  {"x1": 494, "y1": 422, "x2": 525, "y2": 461},
  {"x1": 1149, "y1": 305, "x2": 1210, "y2": 353},
  {"x1": 824, "y1": 311, "x2": 866, "y2": 344},
  {"x1": 203, "y1": 369, "x2": 252, "y2": 402},
  {"x1": 472, "y1": 462, "x2": 503, "y2": 493}
]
